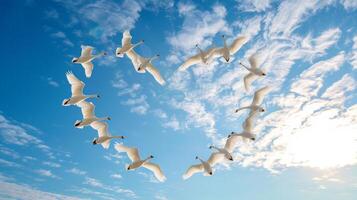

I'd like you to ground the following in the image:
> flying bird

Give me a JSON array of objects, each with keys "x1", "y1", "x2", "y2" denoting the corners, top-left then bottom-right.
[
  {"x1": 116, "y1": 30, "x2": 144, "y2": 58},
  {"x1": 209, "y1": 35, "x2": 248, "y2": 63},
  {"x1": 74, "y1": 101, "x2": 110, "y2": 129},
  {"x1": 235, "y1": 86, "x2": 271, "y2": 116},
  {"x1": 115, "y1": 143, "x2": 166, "y2": 182},
  {"x1": 72, "y1": 45, "x2": 106, "y2": 78},
  {"x1": 126, "y1": 50, "x2": 166, "y2": 85},
  {"x1": 90, "y1": 121, "x2": 124, "y2": 149},
  {"x1": 239, "y1": 54, "x2": 266, "y2": 91},
  {"x1": 62, "y1": 71, "x2": 99, "y2": 106},
  {"x1": 182, "y1": 155, "x2": 222, "y2": 180},
  {"x1": 178, "y1": 44, "x2": 216, "y2": 71}
]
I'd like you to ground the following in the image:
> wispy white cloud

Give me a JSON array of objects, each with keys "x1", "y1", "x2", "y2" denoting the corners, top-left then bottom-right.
[
  {"x1": 66, "y1": 168, "x2": 87, "y2": 176},
  {"x1": 47, "y1": 77, "x2": 59, "y2": 87},
  {"x1": 43, "y1": 161, "x2": 61, "y2": 168},
  {"x1": 0, "y1": 158, "x2": 21, "y2": 168},
  {"x1": 237, "y1": 0, "x2": 271, "y2": 12},
  {"x1": 110, "y1": 173, "x2": 122, "y2": 179},
  {"x1": 121, "y1": 95, "x2": 150, "y2": 115},
  {"x1": 36, "y1": 169, "x2": 60, "y2": 179}
]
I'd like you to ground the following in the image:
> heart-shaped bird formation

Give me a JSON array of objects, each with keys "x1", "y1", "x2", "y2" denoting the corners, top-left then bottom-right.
[{"x1": 63, "y1": 30, "x2": 271, "y2": 182}]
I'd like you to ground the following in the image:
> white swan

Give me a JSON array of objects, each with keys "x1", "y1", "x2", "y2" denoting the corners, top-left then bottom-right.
[
  {"x1": 116, "y1": 30, "x2": 144, "y2": 58},
  {"x1": 90, "y1": 121, "x2": 124, "y2": 149},
  {"x1": 62, "y1": 71, "x2": 99, "y2": 106},
  {"x1": 182, "y1": 155, "x2": 223, "y2": 180},
  {"x1": 126, "y1": 50, "x2": 165, "y2": 85},
  {"x1": 178, "y1": 44, "x2": 216, "y2": 71},
  {"x1": 209, "y1": 145, "x2": 233, "y2": 161},
  {"x1": 74, "y1": 101, "x2": 110, "y2": 129},
  {"x1": 72, "y1": 45, "x2": 106, "y2": 78},
  {"x1": 114, "y1": 143, "x2": 166, "y2": 182},
  {"x1": 228, "y1": 130, "x2": 256, "y2": 142},
  {"x1": 209, "y1": 35, "x2": 248, "y2": 62},
  {"x1": 235, "y1": 86, "x2": 271, "y2": 115},
  {"x1": 239, "y1": 54, "x2": 266, "y2": 91}
]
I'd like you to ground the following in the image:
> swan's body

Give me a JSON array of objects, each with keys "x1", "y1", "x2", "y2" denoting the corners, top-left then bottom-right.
[
  {"x1": 90, "y1": 121, "x2": 124, "y2": 149},
  {"x1": 126, "y1": 50, "x2": 165, "y2": 85},
  {"x1": 209, "y1": 35, "x2": 248, "y2": 62},
  {"x1": 114, "y1": 143, "x2": 166, "y2": 182},
  {"x1": 209, "y1": 146, "x2": 233, "y2": 161},
  {"x1": 183, "y1": 155, "x2": 222, "y2": 180},
  {"x1": 116, "y1": 30, "x2": 143, "y2": 58},
  {"x1": 178, "y1": 44, "x2": 216, "y2": 71},
  {"x1": 72, "y1": 45, "x2": 106, "y2": 78},
  {"x1": 62, "y1": 71, "x2": 99, "y2": 106},
  {"x1": 74, "y1": 101, "x2": 110, "y2": 129},
  {"x1": 240, "y1": 54, "x2": 266, "y2": 91}
]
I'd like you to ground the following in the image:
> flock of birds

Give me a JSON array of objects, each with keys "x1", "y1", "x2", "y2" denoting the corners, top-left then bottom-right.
[{"x1": 62, "y1": 30, "x2": 271, "y2": 182}]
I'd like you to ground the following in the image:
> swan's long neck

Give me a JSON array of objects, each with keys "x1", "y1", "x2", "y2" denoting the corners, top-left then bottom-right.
[
  {"x1": 239, "y1": 62, "x2": 250, "y2": 70},
  {"x1": 222, "y1": 36, "x2": 228, "y2": 49},
  {"x1": 98, "y1": 117, "x2": 110, "y2": 121},
  {"x1": 149, "y1": 55, "x2": 159, "y2": 63},
  {"x1": 210, "y1": 146, "x2": 220, "y2": 151},
  {"x1": 196, "y1": 156, "x2": 205, "y2": 164},
  {"x1": 144, "y1": 156, "x2": 153, "y2": 162},
  {"x1": 131, "y1": 40, "x2": 144, "y2": 50},
  {"x1": 235, "y1": 106, "x2": 250, "y2": 112},
  {"x1": 196, "y1": 45, "x2": 204, "y2": 55},
  {"x1": 88, "y1": 94, "x2": 99, "y2": 98}
]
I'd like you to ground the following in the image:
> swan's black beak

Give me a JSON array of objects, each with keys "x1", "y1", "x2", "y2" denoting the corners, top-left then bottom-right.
[
  {"x1": 251, "y1": 138, "x2": 256, "y2": 141},
  {"x1": 229, "y1": 158, "x2": 233, "y2": 161},
  {"x1": 74, "y1": 122, "x2": 80, "y2": 127},
  {"x1": 209, "y1": 172, "x2": 213, "y2": 175}
]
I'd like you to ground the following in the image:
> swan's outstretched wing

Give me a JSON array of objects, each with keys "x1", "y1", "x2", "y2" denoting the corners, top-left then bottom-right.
[
  {"x1": 90, "y1": 121, "x2": 109, "y2": 137},
  {"x1": 243, "y1": 73, "x2": 257, "y2": 92},
  {"x1": 114, "y1": 143, "x2": 140, "y2": 162},
  {"x1": 146, "y1": 64, "x2": 165, "y2": 85},
  {"x1": 81, "y1": 45, "x2": 93, "y2": 57},
  {"x1": 248, "y1": 54, "x2": 258, "y2": 69},
  {"x1": 81, "y1": 62, "x2": 94, "y2": 78},
  {"x1": 66, "y1": 71, "x2": 84, "y2": 97},
  {"x1": 207, "y1": 152, "x2": 224, "y2": 167},
  {"x1": 208, "y1": 47, "x2": 224, "y2": 60},
  {"x1": 229, "y1": 36, "x2": 247, "y2": 55},
  {"x1": 122, "y1": 30, "x2": 132, "y2": 47},
  {"x1": 77, "y1": 101, "x2": 95, "y2": 119},
  {"x1": 182, "y1": 164, "x2": 204, "y2": 180},
  {"x1": 242, "y1": 113, "x2": 256, "y2": 132},
  {"x1": 178, "y1": 54, "x2": 201, "y2": 71},
  {"x1": 224, "y1": 134, "x2": 240, "y2": 152},
  {"x1": 142, "y1": 162, "x2": 166, "y2": 182},
  {"x1": 252, "y1": 86, "x2": 271, "y2": 106}
]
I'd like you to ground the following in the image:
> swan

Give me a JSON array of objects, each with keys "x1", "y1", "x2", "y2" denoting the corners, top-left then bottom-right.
[
  {"x1": 182, "y1": 154, "x2": 223, "y2": 180},
  {"x1": 178, "y1": 44, "x2": 216, "y2": 71},
  {"x1": 209, "y1": 35, "x2": 248, "y2": 63},
  {"x1": 116, "y1": 30, "x2": 144, "y2": 58},
  {"x1": 239, "y1": 54, "x2": 266, "y2": 91},
  {"x1": 72, "y1": 45, "x2": 106, "y2": 78},
  {"x1": 62, "y1": 71, "x2": 99, "y2": 106},
  {"x1": 228, "y1": 130, "x2": 256, "y2": 142},
  {"x1": 114, "y1": 143, "x2": 166, "y2": 182},
  {"x1": 126, "y1": 51, "x2": 165, "y2": 85},
  {"x1": 209, "y1": 144, "x2": 233, "y2": 161},
  {"x1": 74, "y1": 101, "x2": 110, "y2": 129},
  {"x1": 235, "y1": 86, "x2": 271, "y2": 115},
  {"x1": 90, "y1": 121, "x2": 124, "y2": 149}
]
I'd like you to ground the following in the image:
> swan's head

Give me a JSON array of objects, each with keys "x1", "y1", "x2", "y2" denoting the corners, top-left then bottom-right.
[
  {"x1": 92, "y1": 138, "x2": 97, "y2": 145},
  {"x1": 228, "y1": 156, "x2": 233, "y2": 161},
  {"x1": 62, "y1": 98, "x2": 70, "y2": 106},
  {"x1": 195, "y1": 156, "x2": 199, "y2": 160},
  {"x1": 150, "y1": 155, "x2": 154, "y2": 159},
  {"x1": 208, "y1": 171, "x2": 213, "y2": 175},
  {"x1": 115, "y1": 47, "x2": 124, "y2": 57},
  {"x1": 107, "y1": 117, "x2": 111, "y2": 121},
  {"x1": 74, "y1": 120, "x2": 82, "y2": 127},
  {"x1": 209, "y1": 145, "x2": 213, "y2": 149},
  {"x1": 251, "y1": 137, "x2": 256, "y2": 141},
  {"x1": 259, "y1": 107, "x2": 265, "y2": 112},
  {"x1": 127, "y1": 165, "x2": 131, "y2": 170},
  {"x1": 72, "y1": 57, "x2": 78, "y2": 63},
  {"x1": 261, "y1": 72, "x2": 266, "y2": 76}
]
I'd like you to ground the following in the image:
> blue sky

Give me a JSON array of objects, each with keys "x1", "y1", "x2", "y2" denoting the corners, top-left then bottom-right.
[{"x1": 0, "y1": 0, "x2": 357, "y2": 199}]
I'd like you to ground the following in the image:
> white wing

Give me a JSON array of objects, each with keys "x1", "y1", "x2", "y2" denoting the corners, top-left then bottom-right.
[
  {"x1": 81, "y1": 45, "x2": 93, "y2": 57},
  {"x1": 182, "y1": 164, "x2": 204, "y2": 180},
  {"x1": 77, "y1": 101, "x2": 95, "y2": 119},
  {"x1": 81, "y1": 62, "x2": 94, "y2": 78},
  {"x1": 208, "y1": 47, "x2": 224, "y2": 60},
  {"x1": 178, "y1": 54, "x2": 201, "y2": 71},
  {"x1": 207, "y1": 152, "x2": 224, "y2": 167},
  {"x1": 248, "y1": 54, "x2": 258, "y2": 69},
  {"x1": 224, "y1": 135, "x2": 240, "y2": 152},
  {"x1": 90, "y1": 121, "x2": 109, "y2": 138},
  {"x1": 243, "y1": 73, "x2": 257, "y2": 92},
  {"x1": 146, "y1": 64, "x2": 165, "y2": 85},
  {"x1": 252, "y1": 86, "x2": 271, "y2": 106},
  {"x1": 142, "y1": 162, "x2": 166, "y2": 182},
  {"x1": 242, "y1": 113, "x2": 256, "y2": 132},
  {"x1": 229, "y1": 36, "x2": 247, "y2": 55},
  {"x1": 126, "y1": 49, "x2": 145, "y2": 73},
  {"x1": 114, "y1": 143, "x2": 140, "y2": 162},
  {"x1": 66, "y1": 71, "x2": 84, "y2": 97},
  {"x1": 122, "y1": 30, "x2": 132, "y2": 47}
]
